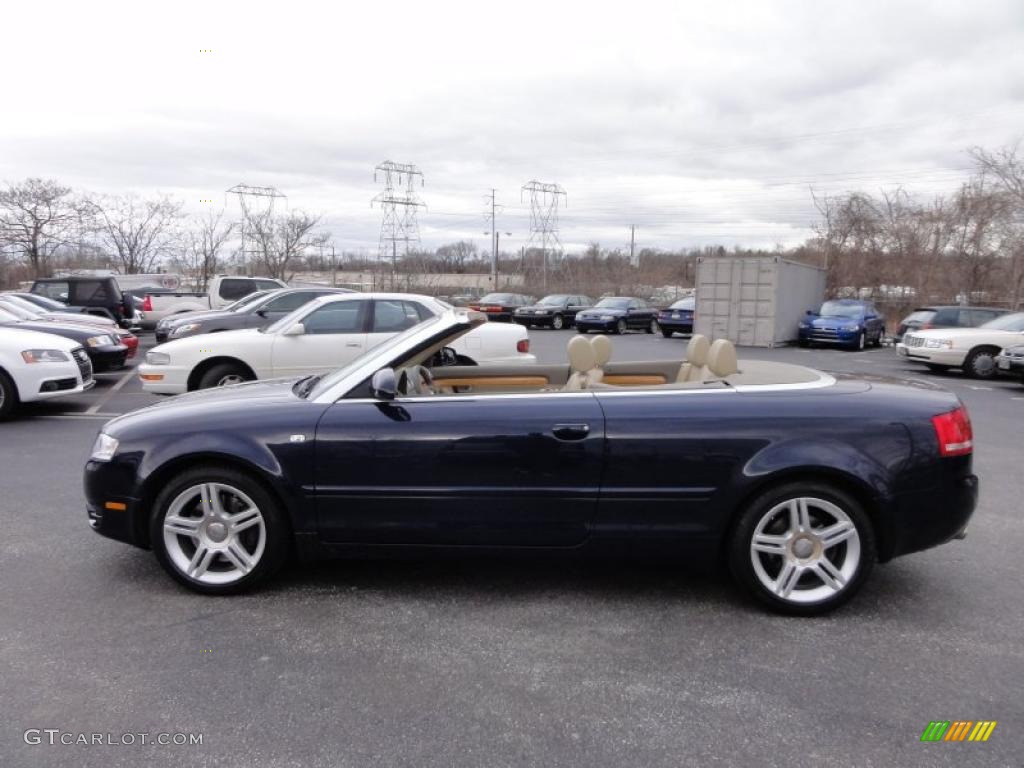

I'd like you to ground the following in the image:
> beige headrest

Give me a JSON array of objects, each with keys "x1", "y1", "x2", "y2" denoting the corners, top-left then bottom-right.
[
  {"x1": 687, "y1": 334, "x2": 710, "y2": 366},
  {"x1": 567, "y1": 335, "x2": 597, "y2": 372},
  {"x1": 707, "y1": 339, "x2": 738, "y2": 377},
  {"x1": 590, "y1": 335, "x2": 612, "y2": 366}
]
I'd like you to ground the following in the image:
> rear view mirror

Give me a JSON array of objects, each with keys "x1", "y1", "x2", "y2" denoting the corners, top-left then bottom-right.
[
  {"x1": 371, "y1": 368, "x2": 397, "y2": 400},
  {"x1": 282, "y1": 323, "x2": 305, "y2": 336}
]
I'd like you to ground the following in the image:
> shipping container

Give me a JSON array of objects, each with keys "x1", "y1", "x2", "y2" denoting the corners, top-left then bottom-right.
[{"x1": 694, "y1": 256, "x2": 826, "y2": 347}]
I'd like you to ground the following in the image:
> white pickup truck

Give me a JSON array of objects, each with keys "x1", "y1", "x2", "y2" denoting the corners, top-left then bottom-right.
[{"x1": 140, "y1": 275, "x2": 287, "y2": 329}]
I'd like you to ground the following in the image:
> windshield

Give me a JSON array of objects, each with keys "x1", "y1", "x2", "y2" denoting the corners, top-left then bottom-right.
[
  {"x1": 980, "y1": 312, "x2": 1024, "y2": 331},
  {"x1": 0, "y1": 299, "x2": 38, "y2": 320},
  {"x1": 537, "y1": 295, "x2": 569, "y2": 306},
  {"x1": 818, "y1": 301, "x2": 863, "y2": 318},
  {"x1": 0, "y1": 307, "x2": 19, "y2": 322},
  {"x1": 225, "y1": 290, "x2": 273, "y2": 312},
  {"x1": 307, "y1": 314, "x2": 447, "y2": 399},
  {"x1": 595, "y1": 298, "x2": 630, "y2": 309},
  {"x1": 479, "y1": 293, "x2": 514, "y2": 303},
  {"x1": 669, "y1": 297, "x2": 695, "y2": 310}
]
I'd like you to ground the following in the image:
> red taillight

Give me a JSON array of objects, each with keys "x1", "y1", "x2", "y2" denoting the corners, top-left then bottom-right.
[
  {"x1": 931, "y1": 407, "x2": 973, "y2": 457},
  {"x1": 142, "y1": 295, "x2": 153, "y2": 312},
  {"x1": 517, "y1": 339, "x2": 530, "y2": 354}
]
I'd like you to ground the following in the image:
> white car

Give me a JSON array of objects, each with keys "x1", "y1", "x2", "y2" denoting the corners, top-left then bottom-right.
[
  {"x1": 138, "y1": 293, "x2": 536, "y2": 394},
  {"x1": 0, "y1": 327, "x2": 95, "y2": 419},
  {"x1": 898, "y1": 311, "x2": 1024, "y2": 378}
]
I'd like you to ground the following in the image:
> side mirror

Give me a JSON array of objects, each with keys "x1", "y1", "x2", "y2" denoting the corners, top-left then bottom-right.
[
  {"x1": 255, "y1": 309, "x2": 268, "y2": 318},
  {"x1": 282, "y1": 322, "x2": 305, "y2": 336},
  {"x1": 805, "y1": 309, "x2": 814, "y2": 316},
  {"x1": 371, "y1": 368, "x2": 397, "y2": 400}
]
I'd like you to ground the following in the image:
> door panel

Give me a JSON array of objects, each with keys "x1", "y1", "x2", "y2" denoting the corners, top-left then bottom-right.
[
  {"x1": 271, "y1": 300, "x2": 369, "y2": 377},
  {"x1": 314, "y1": 393, "x2": 605, "y2": 546}
]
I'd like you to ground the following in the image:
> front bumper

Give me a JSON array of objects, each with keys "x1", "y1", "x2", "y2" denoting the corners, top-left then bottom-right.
[
  {"x1": 87, "y1": 345, "x2": 129, "y2": 371},
  {"x1": 896, "y1": 344, "x2": 965, "y2": 366},
  {"x1": 995, "y1": 354, "x2": 1024, "y2": 376},
  {"x1": 513, "y1": 313, "x2": 557, "y2": 326},
  {"x1": 576, "y1": 318, "x2": 619, "y2": 331},
  {"x1": 84, "y1": 458, "x2": 147, "y2": 547},
  {"x1": 138, "y1": 363, "x2": 190, "y2": 394},
  {"x1": 799, "y1": 328, "x2": 861, "y2": 345}
]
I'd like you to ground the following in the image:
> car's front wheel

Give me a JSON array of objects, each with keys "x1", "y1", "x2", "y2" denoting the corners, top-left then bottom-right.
[
  {"x1": 614, "y1": 319, "x2": 627, "y2": 334},
  {"x1": 198, "y1": 362, "x2": 253, "y2": 389},
  {"x1": 551, "y1": 314, "x2": 564, "y2": 330},
  {"x1": 647, "y1": 319, "x2": 659, "y2": 334},
  {"x1": 728, "y1": 482, "x2": 875, "y2": 615},
  {"x1": 150, "y1": 466, "x2": 290, "y2": 594}
]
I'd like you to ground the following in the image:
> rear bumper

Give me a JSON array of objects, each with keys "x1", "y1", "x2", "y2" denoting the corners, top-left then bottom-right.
[
  {"x1": 659, "y1": 319, "x2": 693, "y2": 333},
  {"x1": 887, "y1": 468, "x2": 978, "y2": 559}
]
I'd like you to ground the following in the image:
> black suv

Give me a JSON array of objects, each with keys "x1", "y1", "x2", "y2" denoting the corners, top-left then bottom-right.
[
  {"x1": 895, "y1": 305, "x2": 1009, "y2": 343},
  {"x1": 30, "y1": 277, "x2": 137, "y2": 329}
]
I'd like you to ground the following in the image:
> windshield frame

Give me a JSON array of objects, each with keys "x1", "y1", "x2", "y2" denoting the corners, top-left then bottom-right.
[{"x1": 980, "y1": 312, "x2": 1024, "y2": 331}]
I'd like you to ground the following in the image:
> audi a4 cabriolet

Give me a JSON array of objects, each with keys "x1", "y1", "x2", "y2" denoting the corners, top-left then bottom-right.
[{"x1": 84, "y1": 308, "x2": 978, "y2": 614}]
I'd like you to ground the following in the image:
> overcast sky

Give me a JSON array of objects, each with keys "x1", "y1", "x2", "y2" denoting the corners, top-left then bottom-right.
[{"x1": 2, "y1": 0, "x2": 1023, "y2": 255}]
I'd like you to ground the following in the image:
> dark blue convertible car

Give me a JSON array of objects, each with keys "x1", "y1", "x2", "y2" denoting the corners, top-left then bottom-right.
[{"x1": 85, "y1": 309, "x2": 977, "y2": 614}]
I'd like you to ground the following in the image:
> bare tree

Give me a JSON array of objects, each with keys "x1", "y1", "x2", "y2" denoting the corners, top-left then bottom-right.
[
  {"x1": 90, "y1": 193, "x2": 184, "y2": 274},
  {"x1": 173, "y1": 210, "x2": 235, "y2": 291},
  {"x1": 246, "y1": 209, "x2": 322, "y2": 280},
  {"x1": 0, "y1": 178, "x2": 87, "y2": 277}
]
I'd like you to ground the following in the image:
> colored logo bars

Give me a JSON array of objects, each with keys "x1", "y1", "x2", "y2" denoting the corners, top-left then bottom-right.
[{"x1": 921, "y1": 721, "x2": 997, "y2": 742}]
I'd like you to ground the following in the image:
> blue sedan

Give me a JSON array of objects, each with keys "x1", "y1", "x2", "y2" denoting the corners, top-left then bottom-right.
[{"x1": 85, "y1": 311, "x2": 977, "y2": 615}]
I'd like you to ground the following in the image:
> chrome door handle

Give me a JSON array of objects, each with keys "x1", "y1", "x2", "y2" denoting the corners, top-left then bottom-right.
[
  {"x1": 552, "y1": 423, "x2": 590, "y2": 441},
  {"x1": 345, "y1": 343, "x2": 362, "y2": 348}
]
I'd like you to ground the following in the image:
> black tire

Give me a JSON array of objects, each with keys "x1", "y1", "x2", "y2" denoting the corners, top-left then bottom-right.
[
  {"x1": 849, "y1": 331, "x2": 866, "y2": 351},
  {"x1": 646, "y1": 319, "x2": 659, "y2": 334},
  {"x1": 963, "y1": 347, "x2": 999, "y2": 379},
  {"x1": 797, "y1": 339, "x2": 810, "y2": 348},
  {"x1": 727, "y1": 481, "x2": 876, "y2": 616},
  {"x1": 661, "y1": 329, "x2": 674, "y2": 339},
  {"x1": 577, "y1": 327, "x2": 588, "y2": 334},
  {"x1": 873, "y1": 327, "x2": 885, "y2": 347},
  {"x1": 614, "y1": 319, "x2": 627, "y2": 335},
  {"x1": 149, "y1": 465, "x2": 290, "y2": 595},
  {"x1": 925, "y1": 364, "x2": 950, "y2": 373},
  {"x1": 551, "y1": 314, "x2": 564, "y2": 330},
  {"x1": 198, "y1": 362, "x2": 253, "y2": 390},
  {"x1": 0, "y1": 369, "x2": 19, "y2": 421}
]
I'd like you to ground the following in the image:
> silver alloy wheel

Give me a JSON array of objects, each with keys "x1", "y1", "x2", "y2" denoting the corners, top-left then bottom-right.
[
  {"x1": 217, "y1": 373, "x2": 246, "y2": 387},
  {"x1": 552, "y1": 314, "x2": 564, "y2": 330},
  {"x1": 749, "y1": 496, "x2": 861, "y2": 604},
  {"x1": 650, "y1": 319, "x2": 659, "y2": 333},
  {"x1": 162, "y1": 482, "x2": 266, "y2": 585}
]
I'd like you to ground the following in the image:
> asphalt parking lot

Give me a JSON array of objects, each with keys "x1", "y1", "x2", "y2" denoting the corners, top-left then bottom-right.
[{"x1": 2, "y1": 328, "x2": 1021, "y2": 767}]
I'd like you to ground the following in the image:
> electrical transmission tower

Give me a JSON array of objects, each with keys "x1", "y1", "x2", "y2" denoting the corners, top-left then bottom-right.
[
  {"x1": 521, "y1": 181, "x2": 566, "y2": 292},
  {"x1": 226, "y1": 184, "x2": 287, "y2": 273},
  {"x1": 372, "y1": 161, "x2": 425, "y2": 288}
]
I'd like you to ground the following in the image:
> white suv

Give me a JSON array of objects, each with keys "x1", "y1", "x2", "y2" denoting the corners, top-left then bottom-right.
[{"x1": 0, "y1": 327, "x2": 95, "y2": 419}]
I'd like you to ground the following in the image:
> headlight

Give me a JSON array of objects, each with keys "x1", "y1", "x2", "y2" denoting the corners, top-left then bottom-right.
[
  {"x1": 146, "y1": 351, "x2": 171, "y2": 365},
  {"x1": 842, "y1": 323, "x2": 859, "y2": 331},
  {"x1": 90, "y1": 432, "x2": 119, "y2": 462},
  {"x1": 600, "y1": 314, "x2": 615, "y2": 320},
  {"x1": 170, "y1": 323, "x2": 200, "y2": 336},
  {"x1": 21, "y1": 349, "x2": 70, "y2": 363},
  {"x1": 86, "y1": 335, "x2": 112, "y2": 347},
  {"x1": 798, "y1": 322, "x2": 810, "y2": 329},
  {"x1": 923, "y1": 339, "x2": 953, "y2": 349}
]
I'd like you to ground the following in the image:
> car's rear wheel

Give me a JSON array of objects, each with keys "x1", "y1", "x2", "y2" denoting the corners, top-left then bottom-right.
[
  {"x1": 661, "y1": 329, "x2": 674, "y2": 339},
  {"x1": 150, "y1": 466, "x2": 289, "y2": 594},
  {"x1": 614, "y1": 319, "x2": 627, "y2": 334},
  {"x1": 551, "y1": 314, "x2": 564, "y2": 330},
  {"x1": 728, "y1": 482, "x2": 875, "y2": 615},
  {"x1": 963, "y1": 347, "x2": 999, "y2": 379},
  {"x1": 198, "y1": 362, "x2": 253, "y2": 389},
  {"x1": 0, "y1": 369, "x2": 18, "y2": 421},
  {"x1": 647, "y1": 319, "x2": 659, "y2": 334}
]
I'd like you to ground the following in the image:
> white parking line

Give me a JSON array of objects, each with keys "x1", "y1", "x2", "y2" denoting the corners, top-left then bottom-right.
[{"x1": 86, "y1": 369, "x2": 135, "y2": 414}]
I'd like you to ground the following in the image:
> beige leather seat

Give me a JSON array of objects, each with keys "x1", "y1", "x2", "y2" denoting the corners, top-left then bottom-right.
[
  {"x1": 676, "y1": 334, "x2": 710, "y2": 382},
  {"x1": 587, "y1": 335, "x2": 612, "y2": 386},
  {"x1": 705, "y1": 338, "x2": 739, "y2": 379},
  {"x1": 564, "y1": 336, "x2": 598, "y2": 390}
]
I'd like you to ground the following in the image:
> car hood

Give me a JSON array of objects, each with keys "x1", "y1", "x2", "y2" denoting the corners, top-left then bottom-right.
[
  {"x1": 10, "y1": 320, "x2": 119, "y2": 342},
  {"x1": 153, "y1": 327, "x2": 263, "y2": 354},
  {"x1": 102, "y1": 377, "x2": 313, "y2": 437},
  {"x1": 806, "y1": 315, "x2": 861, "y2": 325},
  {"x1": 519, "y1": 304, "x2": 563, "y2": 311},
  {"x1": 162, "y1": 309, "x2": 234, "y2": 326}
]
